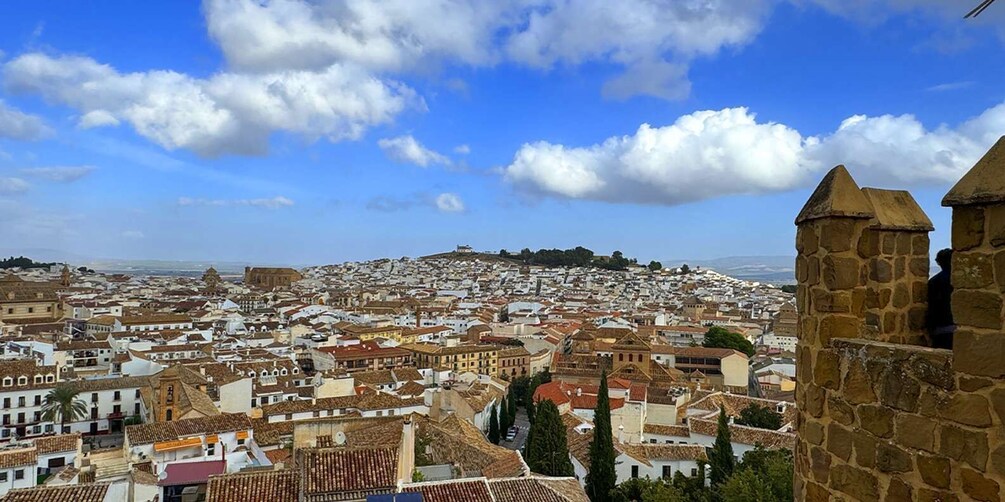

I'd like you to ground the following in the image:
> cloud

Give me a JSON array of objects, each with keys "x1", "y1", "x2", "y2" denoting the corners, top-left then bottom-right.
[
  {"x1": 78, "y1": 110, "x2": 121, "y2": 129},
  {"x1": 20, "y1": 165, "x2": 96, "y2": 182},
  {"x1": 453, "y1": 144, "x2": 471, "y2": 155},
  {"x1": 3, "y1": 53, "x2": 419, "y2": 157},
  {"x1": 0, "y1": 177, "x2": 30, "y2": 195},
  {"x1": 435, "y1": 192, "x2": 465, "y2": 213},
  {"x1": 504, "y1": 104, "x2": 1005, "y2": 205},
  {"x1": 925, "y1": 81, "x2": 975, "y2": 92},
  {"x1": 202, "y1": 0, "x2": 774, "y2": 101},
  {"x1": 121, "y1": 230, "x2": 145, "y2": 239},
  {"x1": 177, "y1": 195, "x2": 295, "y2": 209},
  {"x1": 378, "y1": 135, "x2": 450, "y2": 167},
  {"x1": 0, "y1": 100, "x2": 51, "y2": 141}
]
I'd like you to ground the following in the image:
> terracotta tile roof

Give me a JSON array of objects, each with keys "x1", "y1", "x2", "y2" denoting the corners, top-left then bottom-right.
[
  {"x1": 403, "y1": 478, "x2": 494, "y2": 502},
  {"x1": 642, "y1": 424, "x2": 691, "y2": 437},
  {"x1": 33, "y1": 433, "x2": 80, "y2": 454},
  {"x1": 3, "y1": 483, "x2": 110, "y2": 502},
  {"x1": 300, "y1": 447, "x2": 399, "y2": 497},
  {"x1": 416, "y1": 414, "x2": 527, "y2": 479},
  {"x1": 688, "y1": 418, "x2": 795, "y2": 450},
  {"x1": 126, "y1": 413, "x2": 252, "y2": 445},
  {"x1": 67, "y1": 375, "x2": 150, "y2": 393},
  {"x1": 206, "y1": 469, "x2": 298, "y2": 502},
  {"x1": 0, "y1": 447, "x2": 36, "y2": 468},
  {"x1": 489, "y1": 477, "x2": 590, "y2": 502}
]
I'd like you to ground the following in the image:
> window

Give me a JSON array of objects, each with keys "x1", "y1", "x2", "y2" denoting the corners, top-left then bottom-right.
[
  {"x1": 91, "y1": 393, "x2": 98, "y2": 403},
  {"x1": 207, "y1": 443, "x2": 216, "y2": 455},
  {"x1": 135, "y1": 389, "x2": 141, "y2": 399},
  {"x1": 18, "y1": 397, "x2": 24, "y2": 407},
  {"x1": 134, "y1": 403, "x2": 140, "y2": 415},
  {"x1": 33, "y1": 396, "x2": 40, "y2": 406},
  {"x1": 113, "y1": 391, "x2": 121, "y2": 401},
  {"x1": 631, "y1": 466, "x2": 639, "y2": 478},
  {"x1": 663, "y1": 466, "x2": 673, "y2": 479},
  {"x1": 237, "y1": 438, "x2": 245, "y2": 446},
  {"x1": 16, "y1": 413, "x2": 23, "y2": 424},
  {"x1": 165, "y1": 409, "x2": 173, "y2": 421},
  {"x1": 618, "y1": 354, "x2": 623, "y2": 362},
  {"x1": 691, "y1": 468, "x2": 698, "y2": 477},
  {"x1": 27, "y1": 307, "x2": 33, "y2": 314},
  {"x1": 16, "y1": 377, "x2": 26, "y2": 386},
  {"x1": 14, "y1": 469, "x2": 23, "y2": 480},
  {"x1": 2, "y1": 398, "x2": 9, "y2": 409},
  {"x1": 0, "y1": 472, "x2": 6, "y2": 482}
]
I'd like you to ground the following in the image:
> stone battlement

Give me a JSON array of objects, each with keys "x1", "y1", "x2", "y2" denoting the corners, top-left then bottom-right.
[{"x1": 794, "y1": 137, "x2": 1005, "y2": 501}]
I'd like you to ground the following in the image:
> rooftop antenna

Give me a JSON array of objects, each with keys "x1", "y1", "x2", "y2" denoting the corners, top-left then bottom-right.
[{"x1": 965, "y1": 0, "x2": 996, "y2": 17}]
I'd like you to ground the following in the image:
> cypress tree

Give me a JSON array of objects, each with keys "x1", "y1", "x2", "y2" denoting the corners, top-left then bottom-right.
[
  {"x1": 500, "y1": 396, "x2": 511, "y2": 432},
  {"x1": 525, "y1": 399, "x2": 574, "y2": 476},
  {"x1": 489, "y1": 404, "x2": 501, "y2": 444},
  {"x1": 709, "y1": 406, "x2": 735, "y2": 485},
  {"x1": 585, "y1": 371, "x2": 617, "y2": 502},
  {"x1": 507, "y1": 384, "x2": 518, "y2": 427}
]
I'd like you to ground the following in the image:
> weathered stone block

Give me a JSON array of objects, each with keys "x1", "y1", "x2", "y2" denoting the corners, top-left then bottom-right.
[
  {"x1": 992, "y1": 444, "x2": 1005, "y2": 476},
  {"x1": 805, "y1": 481, "x2": 831, "y2": 502},
  {"x1": 858, "y1": 229, "x2": 880, "y2": 259},
  {"x1": 940, "y1": 423, "x2": 989, "y2": 471},
  {"x1": 953, "y1": 206, "x2": 985, "y2": 251},
  {"x1": 858, "y1": 405, "x2": 894, "y2": 438},
  {"x1": 917, "y1": 488, "x2": 960, "y2": 502},
  {"x1": 803, "y1": 419, "x2": 824, "y2": 445},
  {"x1": 896, "y1": 233, "x2": 912, "y2": 255},
  {"x1": 812, "y1": 289, "x2": 851, "y2": 313},
  {"x1": 796, "y1": 256, "x2": 807, "y2": 283},
  {"x1": 870, "y1": 259, "x2": 893, "y2": 284},
  {"x1": 876, "y1": 442, "x2": 912, "y2": 473},
  {"x1": 892, "y1": 283, "x2": 910, "y2": 308},
  {"x1": 961, "y1": 466, "x2": 1001, "y2": 502},
  {"x1": 908, "y1": 355, "x2": 955, "y2": 391},
  {"x1": 995, "y1": 250, "x2": 1005, "y2": 290},
  {"x1": 959, "y1": 375, "x2": 993, "y2": 392},
  {"x1": 895, "y1": 413, "x2": 937, "y2": 453},
  {"x1": 954, "y1": 330, "x2": 1005, "y2": 378},
  {"x1": 827, "y1": 423, "x2": 853, "y2": 462},
  {"x1": 886, "y1": 477, "x2": 913, "y2": 502},
  {"x1": 809, "y1": 446, "x2": 831, "y2": 483},
  {"x1": 828, "y1": 464, "x2": 879, "y2": 501},
  {"x1": 843, "y1": 361, "x2": 877, "y2": 405},
  {"x1": 913, "y1": 233, "x2": 930, "y2": 255},
  {"x1": 912, "y1": 280, "x2": 927, "y2": 302},
  {"x1": 917, "y1": 454, "x2": 951, "y2": 489},
  {"x1": 882, "y1": 233, "x2": 896, "y2": 254},
  {"x1": 819, "y1": 315, "x2": 859, "y2": 344},
  {"x1": 879, "y1": 368, "x2": 921, "y2": 412},
  {"x1": 820, "y1": 219, "x2": 857, "y2": 253},
  {"x1": 953, "y1": 252, "x2": 995, "y2": 289},
  {"x1": 827, "y1": 396, "x2": 855, "y2": 426},
  {"x1": 991, "y1": 388, "x2": 1005, "y2": 426},
  {"x1": 823, "y1": 255, "x2": 861, "y2": 290},
  {"x1": 853, "y1": 431, "x2": 878, "y2": 468},
  {"x1": 988, "y1": 203, "x2": 1005, "y2": 248},
  {"x1": 797, "y1": 226, "x2": 820, "y2": 254},
  {"x1": 807, "y1": 256, "x2": 820, "y2": 286},
  {"x1": 813, "y1": 351, "x2": 841, "y2": 390},
  {"x1": 895, "y1": 256, "x2": 906, "y2": 281},
  {"x1": 953, "y1": 291, "x2": 1003, "y2": 330},
  {"x1": 940, "y1": 392, "x2": 992, "y2": 427},
  {"x1": 909, "y1": 256, "x2": 929, "y2": 277},
  {"x1": 804, "y1": 383, "x2": 825, "y2": 418},
  {"x1": 907, "y1": 305, "x2": 927, "y2": 332}
]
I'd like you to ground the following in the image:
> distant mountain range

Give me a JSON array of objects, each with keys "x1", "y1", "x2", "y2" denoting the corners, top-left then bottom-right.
[{"x1": 663, "y1": 255, "x2": 795, "y2": 284}]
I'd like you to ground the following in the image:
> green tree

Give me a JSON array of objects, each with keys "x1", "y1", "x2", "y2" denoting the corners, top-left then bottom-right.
[
  {"x1": 647, "y1": 261, "x2": 663, "y2": 272},
  {"x1": 507, "y1": 385, "x2": 518, "y2": 429},
  {"x1": 610, "y1": 477, "x2": 683, "y2": 502},
  {"x1": 720, "y1": 447, "x2": 793, "y2": 502},
  {"x1": 525, "y1": 399, "x2": 574, "y2": 476},
  {"x1": 499, "y1": 396, "x2": 509, "y2": 432},
  {"x1": 708, "y1": 406, "x2": 735, "y2": 486},
  {"x1": 735, "y1": 404, "x2": 783, "y2": 430},
  {"x1": 780, "y1": 284, "x2": 797, "y2": 294},
  {"x1": 702, "y1": 326, "x2": 755, "y2": 357},
  {"x1": 680, "y1": 264, "x2": 691, "y2": 274},
  {"x1": 586, "y1": 371, "x2": 617, "y2": 502},
  {"x1": 41, "y1": 385, "x2": 87, "y2": 434},
  {"x1": 488, "y1": 404, "x2": 501, "y2": 444}
]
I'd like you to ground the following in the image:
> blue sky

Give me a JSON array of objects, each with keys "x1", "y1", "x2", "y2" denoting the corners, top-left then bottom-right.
[{"x1": 0, "y1": 0, "x2": 1004, "y2": 265}]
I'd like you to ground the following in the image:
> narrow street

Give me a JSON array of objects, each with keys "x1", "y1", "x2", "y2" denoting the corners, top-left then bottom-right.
[{"x1": 502, "y1": 408, "x2": 531, "y2": 453}]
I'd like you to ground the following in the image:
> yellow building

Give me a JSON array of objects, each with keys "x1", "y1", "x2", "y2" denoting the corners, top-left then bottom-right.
[
  {"x1": 340, "y1": 324, "x2": 406, "y2": 343},
  {"x1": 0, "y1": 274, "x2": 63, "y2": 323},
  {"x1": 403, "y1": 343, "x2": 500, "y2": 376}
]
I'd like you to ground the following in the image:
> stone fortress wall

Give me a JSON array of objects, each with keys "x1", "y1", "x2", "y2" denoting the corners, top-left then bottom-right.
[{"x1": 794, "y1": 137, "x2": 1005, "y2": 501}]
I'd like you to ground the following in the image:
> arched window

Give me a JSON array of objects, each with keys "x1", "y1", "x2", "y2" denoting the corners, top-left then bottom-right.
[
  {"x1": 618, "y1": 354, "x2": 623, "y2": 362},
  {"x1": 165, "y1": 409, "x2": 173, "y2": 421}
]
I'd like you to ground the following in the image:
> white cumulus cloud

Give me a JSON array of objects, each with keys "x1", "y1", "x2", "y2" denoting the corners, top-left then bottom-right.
[
  {"x1": 3, "y1": 53, "x2": 419, "y2": 157},
  {"x1": 177, "y1": 195, "x2": 295, "y2": 209},
  {"x1": 378, "y1": 135, "x2": 450, "y2": 167},
  {"x1": 0, "y1": 100, "x2": 51, "y2": 141},
  {"x1": 504, "y1": 104, "x2": 1005, "y2": 205},
  {"x1": 0, "y1": 177, "x2": 30, "y2": 194},
  {"x1": 20, "y1": 166, "x2": 96, "y2": 182},
  {"x1": 435, "y1": 192, "x2": 465, "y2": 213}
]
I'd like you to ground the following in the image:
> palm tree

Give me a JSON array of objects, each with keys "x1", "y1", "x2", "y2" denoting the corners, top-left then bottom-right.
[{"x1": 41, "y1": 385, "x2": 87, "y2": 434}]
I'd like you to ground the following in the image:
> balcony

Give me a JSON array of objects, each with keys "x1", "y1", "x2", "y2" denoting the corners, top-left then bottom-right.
[{"x1": 107, "y1": 411, "x2": 125, "y2": 420}]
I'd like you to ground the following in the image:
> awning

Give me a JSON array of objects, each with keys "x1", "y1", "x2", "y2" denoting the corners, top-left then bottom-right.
[
  {"x1": 153, "y1": 437, "x2": 203, "y2": 452},
  {"x1": 205, "y1": 434, "x2": 219, "y2": 444},
  {"x1": 158, "y1": 459, "x2": 226, "y2": 486},
  {"x1": 235, "y1": 430, "x2": 249, "y2": 440}
]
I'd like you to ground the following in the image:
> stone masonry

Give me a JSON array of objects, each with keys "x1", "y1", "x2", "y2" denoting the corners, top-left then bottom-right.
[{"x1": 794, "y1": 137, "x2": 1005, "y2": 501}]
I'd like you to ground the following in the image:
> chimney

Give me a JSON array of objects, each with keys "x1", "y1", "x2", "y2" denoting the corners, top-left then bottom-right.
[{"x1": 576, "y1": 387, "x2": 582, "y2": 397}]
